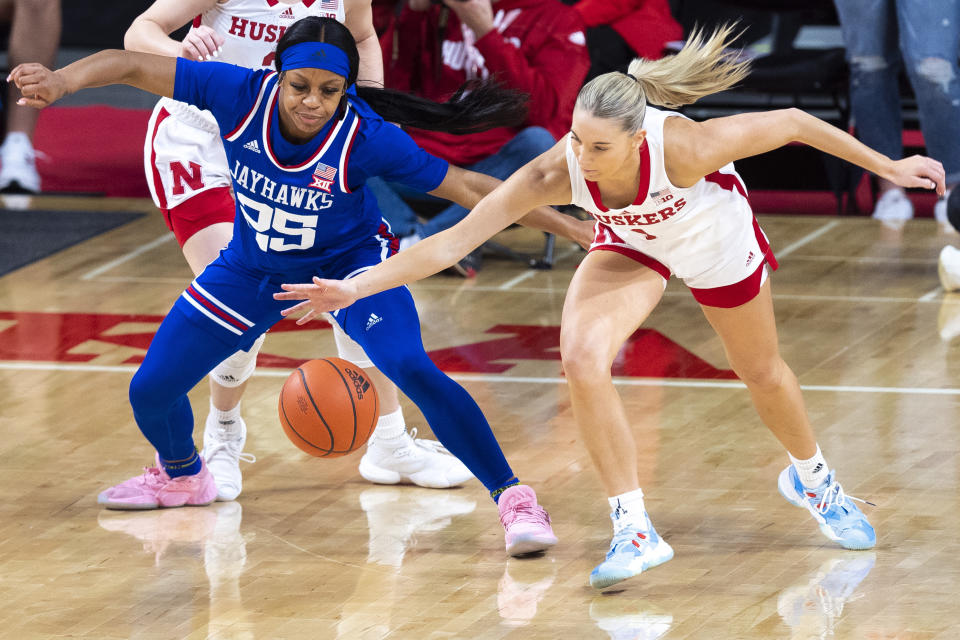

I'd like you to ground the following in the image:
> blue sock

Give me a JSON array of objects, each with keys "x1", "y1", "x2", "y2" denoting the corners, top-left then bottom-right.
[{"x1": 160, "y1": 450, "x2": 202, "y2": 477}]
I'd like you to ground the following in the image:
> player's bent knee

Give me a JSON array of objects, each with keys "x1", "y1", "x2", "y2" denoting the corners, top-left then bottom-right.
[
  {"x1": 732, "y1": 358, "x2": 786, "y2": 391},
  {"x1": 211, "y1": 334, "x2": 265, "y2": 388},
  {"x1": 563, "y1": 355, "x2": 610, "y2": 384},
  {"x1": 129, "y1": 369, "x2": 170, "y2": 415}
]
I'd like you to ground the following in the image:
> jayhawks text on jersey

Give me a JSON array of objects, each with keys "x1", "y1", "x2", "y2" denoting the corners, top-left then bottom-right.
[{"x1": 173, "y1": 58, "x2": 448, "y2": 273}]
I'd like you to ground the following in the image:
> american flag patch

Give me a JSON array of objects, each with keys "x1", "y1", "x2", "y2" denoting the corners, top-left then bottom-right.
[
  {"x1": 319, "y1": 0, "x2": 338, "y2": 10},
  {"x1": 313, "y1": 162, "x2": 337, "y2": 180},
  {"x1": 649, "y1": 188, "x2": 673, "y2": 205}
]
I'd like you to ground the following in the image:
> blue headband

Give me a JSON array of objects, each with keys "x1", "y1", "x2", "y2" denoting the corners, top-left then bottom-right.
[{"x1": 278, "y1": 42, "x2": 351, "y2": 79}]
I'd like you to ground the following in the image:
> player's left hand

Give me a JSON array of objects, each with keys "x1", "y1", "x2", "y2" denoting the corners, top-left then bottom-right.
[
  {"x1": 884, "y1": 155, "x2": 946, "y2": 196},
  {"x1": 274, "y1": 277, "x2": 360, "y2": 325},
  {"x1": 8, "y1": 63, "x2": 68, "y2": 108}
]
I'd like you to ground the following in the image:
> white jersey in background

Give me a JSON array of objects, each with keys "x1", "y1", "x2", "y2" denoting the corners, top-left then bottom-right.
[
  {"x1": 566, "y1": 106, "x2": 777, "y2": 297},
  {"x1": 146, "y1": 0, "x2": 347, "y2": 213},
  {"x1": 194, "y1": 0, "x2": 345, "y2": 69}
]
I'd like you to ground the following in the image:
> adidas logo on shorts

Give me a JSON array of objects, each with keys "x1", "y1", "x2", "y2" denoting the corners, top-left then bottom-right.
[
  {"x1": 243, "y1": 140, "x2": 261, "y2": 154},
  {"x1": 365, "y1": 313, "x2": 382, "y2": 331}
]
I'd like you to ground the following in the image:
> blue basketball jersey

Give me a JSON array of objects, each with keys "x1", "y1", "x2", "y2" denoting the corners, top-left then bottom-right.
[{"x1": 172, "y1": 58, "x2": 449, "y2": 273}]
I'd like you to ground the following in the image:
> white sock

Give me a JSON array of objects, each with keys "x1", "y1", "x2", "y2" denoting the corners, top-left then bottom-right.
[
  {"x1": 372, "y1": 407, "x2": 406, "y2": 443},
  {"x1": 209, "y1": 400, "x2": 242, "y2": 434},
  {"x1": 608, "y1": 488, "x2": 646, "y2": 531},
  {"x1": 789, "y1": 445, "x2": 829, "y2": 489}
]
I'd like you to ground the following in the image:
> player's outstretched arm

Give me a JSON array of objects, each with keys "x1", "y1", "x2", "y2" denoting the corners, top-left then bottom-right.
[
  {"x1": 10, "y1": 50, "x2": 177, "y2": 109},
  {"x1": 427, "y1": 141, "x2": 590, "y2": 247},
  {"x1": 274, "y1": 149, "x2": 572, "y2": 324},
  {"x1": 665, "y1": 108, "x2": 945, "y2": 195}
]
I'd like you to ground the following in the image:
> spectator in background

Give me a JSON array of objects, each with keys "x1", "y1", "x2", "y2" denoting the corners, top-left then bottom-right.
[
  {"x1": 574, "y1": 0, "x2": 682, "y2": 81},
  {"x1": 0, "y1": 0, "x2": 61, "y2": 193},
  {"x1": 833, "y1": 0, "x2": 959, "y2": 224},
  {"x1": 369, "y1": 0, "x2": 589, "y2": 275}
]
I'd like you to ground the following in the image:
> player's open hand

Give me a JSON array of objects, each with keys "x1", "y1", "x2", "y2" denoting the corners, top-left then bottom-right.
[
  {"x1": 884, "y1": 155, "x2": 946, "y2": 196},
  {"x1": 7, "y1": 63, "x2": 68, "y2": 108},
  {"x1": 274, "y1": 276, "x2": 360, "y2": 325},
  {"x1": 179, "y1": 25, "x2": 226, "y2": 62}
]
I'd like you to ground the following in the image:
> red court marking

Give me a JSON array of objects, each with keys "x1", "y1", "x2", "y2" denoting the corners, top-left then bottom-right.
[{"x1": 0, "y1": 312, "x2": 735, "y2": 379}]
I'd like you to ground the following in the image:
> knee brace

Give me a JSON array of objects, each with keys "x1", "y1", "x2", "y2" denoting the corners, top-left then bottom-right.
[
  {"x1": 210, "y1": 333, "x2": 265, "y2": 387},
  {"x1": 326, "y1": 313, "x2": 374, "y2": 368}
]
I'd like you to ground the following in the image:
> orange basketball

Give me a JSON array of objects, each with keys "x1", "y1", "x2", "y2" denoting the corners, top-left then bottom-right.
[{"x1": 278, "y1": 357, "x2": 379, "y2": 457}]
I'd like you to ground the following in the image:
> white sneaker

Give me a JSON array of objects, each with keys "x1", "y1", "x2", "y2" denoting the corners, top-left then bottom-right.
[
  {"x1": 358, "y1": 428, "x2": 474, "y2": 488},
  {"x1": 0, "y1": 134, "x2": 41, "y2": 193},
  {"x1": 938, "y1": 246, "x2": 960, "y2": 292},
  {"x1": 201, "y1": 414, "x2": 256, "y2": 501},
  {"x1": 871, "y1": 189, "x2": 913, "y2": 222}
]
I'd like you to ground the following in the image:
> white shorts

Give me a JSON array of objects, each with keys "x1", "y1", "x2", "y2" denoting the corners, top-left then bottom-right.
[
  {"x1": 589, "y1": 210, "x2": 778, "y2": 308},
  {"x1": 144, "y1": 98, "x2": 233, "y2": 213}
]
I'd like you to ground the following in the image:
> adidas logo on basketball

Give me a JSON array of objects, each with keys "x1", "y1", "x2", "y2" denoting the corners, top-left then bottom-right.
[
  {"x1": 344, "y1": 366, "x2": 371, "y2": 399},
  {"x1": 365, "y1": 313, "x2": 382, "y2": 331},
  {"x1": 243, "y1": 140, "x2": 261, "y2": 154}
]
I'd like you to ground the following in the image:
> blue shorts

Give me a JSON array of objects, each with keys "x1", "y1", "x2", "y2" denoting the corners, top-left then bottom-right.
[{"x1": 173, "y1": 235, "x2": 397, "y2": 351}]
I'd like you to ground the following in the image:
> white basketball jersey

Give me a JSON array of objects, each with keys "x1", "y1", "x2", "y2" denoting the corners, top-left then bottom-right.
[
  {"x1": 566, "y1": 106, "x2": 757, "y2": 280},
  {"x1": 195, "y1": 0, "x2": 346, "y2": 69}
]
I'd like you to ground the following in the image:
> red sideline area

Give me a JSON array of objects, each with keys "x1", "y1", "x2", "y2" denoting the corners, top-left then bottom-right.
[
  {"x1": 32, "y1": 106, "x2": 938, "y2": 216},
  {"x1": 34, "y1": 106, "x2": 151, "y2": 198}
]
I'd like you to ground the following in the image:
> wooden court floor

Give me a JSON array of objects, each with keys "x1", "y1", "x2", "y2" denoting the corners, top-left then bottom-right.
[{"x1": 1, "y1": 195, "x2": 959, "y2": 639}]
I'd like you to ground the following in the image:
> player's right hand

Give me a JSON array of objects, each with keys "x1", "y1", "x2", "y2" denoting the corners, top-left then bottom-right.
[
  {"x1": 8, "y1": 63, "x2": 68, "y2": 109},
  {"x1": 274, "y1": 277, "x2": 361, "y2": 325},
  {"x1": 884, "y1": 155, "x2": 946, "y2": 197},
  {"x1": 179, "y1": 25, "x2": 225, "y2": 61}
]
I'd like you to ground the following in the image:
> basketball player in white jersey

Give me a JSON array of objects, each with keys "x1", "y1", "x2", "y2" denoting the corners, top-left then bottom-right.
[
  {"x1": 124, "y1": 0, "x2": 473, "y2": 502},
  {"x1": 274, "y1": 25, "x2": 946, "y2": 589}
]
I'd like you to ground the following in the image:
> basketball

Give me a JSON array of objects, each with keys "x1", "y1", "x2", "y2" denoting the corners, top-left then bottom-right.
[{"x1": 278, "y1": 358, "x2": 379, "y2": 457}]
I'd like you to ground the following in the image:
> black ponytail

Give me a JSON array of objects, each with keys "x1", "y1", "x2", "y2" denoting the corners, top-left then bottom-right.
[
  {"x1": 356, "y1": 80, "x2": 528, "y2": 134},
  {"x1": 276, "y1": 16, "x2": 528, "y2": 134}
]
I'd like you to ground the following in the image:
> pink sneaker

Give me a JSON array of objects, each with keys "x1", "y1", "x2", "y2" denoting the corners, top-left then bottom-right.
[
  {"x1": 98, "y1": 458, "x2": 218, "y2": 510},
  {"x1": 498, "y1": 485, "x2": 558, "y2": 556}
]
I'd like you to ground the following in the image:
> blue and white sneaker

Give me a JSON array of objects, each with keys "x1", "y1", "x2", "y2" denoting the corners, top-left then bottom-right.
[
  {"x1": 778, "y1": 465, "x2": 876, "y2": 550},
  {"x1": 589, "y1": 511, "x2": 674, "y2": 589}
]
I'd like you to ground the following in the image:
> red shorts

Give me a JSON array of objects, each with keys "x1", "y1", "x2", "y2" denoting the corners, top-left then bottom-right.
[{"x1": 161, "y1": 186, "x2": 236, "y2": 247}]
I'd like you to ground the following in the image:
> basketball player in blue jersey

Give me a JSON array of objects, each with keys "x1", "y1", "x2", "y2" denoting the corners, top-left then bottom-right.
[
  {"x1": 124, "y1": 0, "x2": 476, "y2": 503},
  {"x1": 270, "y1": 26, "x2": 945, "y2": 588},
  {"x1": 10, "y1": 16, "x2": 583, "y2": 555}
]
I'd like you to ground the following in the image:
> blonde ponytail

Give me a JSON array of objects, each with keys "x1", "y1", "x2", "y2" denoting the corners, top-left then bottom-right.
[{"x1": 575, "y1": 24, "x2": 751, "y2": 133}]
